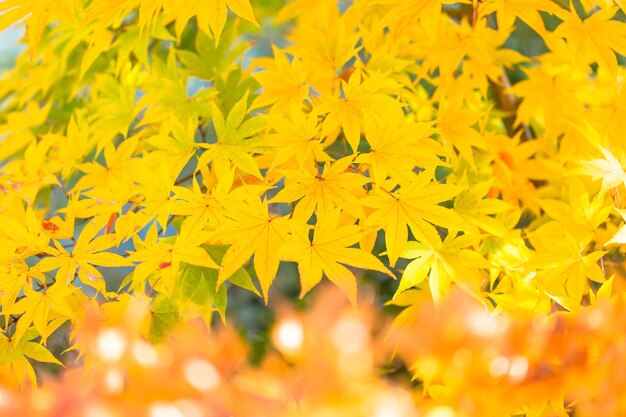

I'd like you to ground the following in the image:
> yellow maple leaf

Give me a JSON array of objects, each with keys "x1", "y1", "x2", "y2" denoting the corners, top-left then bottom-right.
[
  {"x1": 172, "y1": 164, "x2": 232, "y2": 223},
  {"x1": 193, "y1": 0, "x2": 258, "y2": 45},
  {"x1": 358, "y1": 109, "x2": 441, "y2": 184},
  {"x1": 316, "y1": 70, "x2": 401, "y2": 153},
  {"x1": 527, "y1": 222, "x2": 606, "y2": 310},
  {"x1": 8, "y1": 282, "x2": 78, "y2": 345},
  {"x1": 271, "y1": 156, "x2": 368, "y2": 221},
  {"x1": 578, "y1": 144, "x2": 626, "y2": 195},
  {"x1": 206, "y1": 196, "x2": 290, "y2": 301},
  {"x1": 0, "y1": 206, "x2": 53, "y2": 263},
  {"x1": 197, "y1": 93, "x2": 266, "y2": 179},
  {"x1": 397, "y1": 233, "x2": 489, "y2": 303},
  {"x1": 539, "y1": 179, "x2": 612, "y2": 246},
  {"x1": 362, "y1": 172, "x2": 466, "y2": 266},
  {"x1": 436, "y1": 99, "x2": 487, "y2": 168},
  {"x1": 262, "y1": 107, "x2": 330, "y2": 170},
  {"x1": 37, "y1": 221, "x2": 131, "y2": 293},
  {"x1": 479, "y1": 0, "x2": 563, "y2": 35},
  {"x1": 552, "y1": 5, "x2": 626, "y2": 75},
  {"x1": 251, "y1": 47, "x2": 311, "y2": 110},
  {"x1": 281, "y1": 209, "x2": 394, "y2": 305},
  {"x1": 74, "y1": 137, "x2": 139, "y2": 195},
  {"x1": 129, "y1": 222, "x2": 219, "y2": 295},
  {"x1": 511, "y1": 67, "x2": 586, "y2": 134}
]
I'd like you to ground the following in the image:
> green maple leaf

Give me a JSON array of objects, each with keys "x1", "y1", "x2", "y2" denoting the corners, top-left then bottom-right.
[{"x1": 0, "y1": 327, "x2": 61, "y2": 387}]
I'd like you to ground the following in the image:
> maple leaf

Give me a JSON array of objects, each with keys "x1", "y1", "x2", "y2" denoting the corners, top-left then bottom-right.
[
  {"x1": 510, "y1": 68, "x2": 585, "y2": 133},
  {"x1": 0, "y1": 206, "x2": 53, "y2": 263},
  {"x1": 51, "y1": 117, "x2": 94, "y2": 181},
  {"x1": 453, "y1": 180, "x2": 511, "y2": 238},
  {"x1": 0, "y1": 131, "x2": 59, "y2": 205},
  {"x1": 539, "y1": 179, "x2": 612, "y2": 246},
  {"x1": 0, "y1": 101, "x2": 51, "y2": 162},
  {"x1": 281, "y1": 209, "x2": 394, "y2": 305},
  {"x1": 527, "y1": 222, "x2": 606, "y2": 310},
  {"x1": 0, "y1": 264, "x2": 43, "y2": 316},
  {"x1": 136, "y1": 49, "x2": 214, "y2": 127},
  {"x1": 316, "y1": 70, "x2": 401, "y2": 153},
  {"x1": 481, "y1": 222, "x2": 534, "y2": 291},
  {"x1": 436, "y1": 99, "x2": 487, "y2": 168},
  {"x1": 418, "y1": 16, "x2": 516, "y2": 88},
  {"x1": 176, "y1": 263, "x2": 228, "y2": 324},
  {"x1": 486, "y1": 132, "x2": 551, "y2": 214},
  {"x1": 271, "y1": 156, "x2": 368, "y2": 221},
  {"x1": 170, "y1": 168, "x2": 231, "y2": 232},
  {"x1": 207, "y1": 196, "x2": 290, "y2": 301},
  {"x1": 146, "y1": 118, "x2": 198, "y2": 167},
  {"x1": 251, "y1": 47, "x2": 311, "y2": 110},
  {"x1": 73, "y1": 137, "x2": 139, "y2": 195},
  {"x1": 0, "y1": 327, "x2": 61, "y2": 388},
  {"x1": 357, "y1": 110, "x2": 442, "y2": 184},
  {"x1": 262, "y1": 107, "x2": 330, "y2": 170},
  {"x1": 129, "y1": 222, "x2": 219, "y2": 295},
  {"x1": 552, "y1": 5, "x2": 626, "y2": 74},
  {"x1": 397, "y1": 233, "x2": 489, "y2": 303},
  {"x1": 196, "y1": 0, "x2": 258, "y2": 46},
  {"x1": 36, "y1": 221, "x2": 131, "y2": 293},
  {"x1": 364, "y1": 0, "x2": 462, "y2": 37},
  {"x1": 8, "y1": 282, "x2": 78, "y2": 345},
  {"x1": 578, "y1": 144, "x2": 626, "y2": 195},
  {"x1": 156, "y1": 0, "x2": 259, "y2": 45},
  {"x1": 362, "y1": 172, "x2": 466, "y2": 267},
  {"x1": 59, "y1": 190, "x2": 127, "y2": 236},
  {"x1": 197, "y1": 92, "x2": 267, "y2": 179},
  {"x1": 583, "y1": 68, "x2": 626, "y2": 144},
  {"x1": 86, "y1": 67, "x2": 141, "y2": 146},
  {"x1": 479, "y1": 0, "x2": 563, "y2": 34},
  {"x1": 144, "y1": 295, "x2": 181, "y2": 344},
  {"x1": 133, "y1": 153, "x2": 182, "y2": 231},
  {"x1": 282, "y1": 10, "x2": 361, "y2": 96},
  {"x1": 175, "y1": 246, "x2": 259, "y2": 324}
]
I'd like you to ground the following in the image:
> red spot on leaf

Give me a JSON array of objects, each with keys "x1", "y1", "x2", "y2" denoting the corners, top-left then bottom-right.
[{"x1": 41, "y1": 220, "x2": 59, "y2": 232}]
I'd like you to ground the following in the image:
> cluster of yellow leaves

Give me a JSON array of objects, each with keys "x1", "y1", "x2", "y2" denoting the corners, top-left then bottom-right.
[{"x1": 2, "y1": 0, "x2": 626, "y2": 414}]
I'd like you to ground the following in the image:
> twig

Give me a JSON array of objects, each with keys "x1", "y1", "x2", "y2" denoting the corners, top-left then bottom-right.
[{"x1": 147, "y1": 277, "x2": 161, "y2": 298}]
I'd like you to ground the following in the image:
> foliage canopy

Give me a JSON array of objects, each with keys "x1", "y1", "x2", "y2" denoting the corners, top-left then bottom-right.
[{"x1": 1, "y1": 0, "x2": 626, "y2": 415}]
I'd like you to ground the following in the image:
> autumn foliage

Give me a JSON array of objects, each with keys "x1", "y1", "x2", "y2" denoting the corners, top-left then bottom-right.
[{"x1": 1, "y1": 0, "x2": 626, "y2": 415}]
